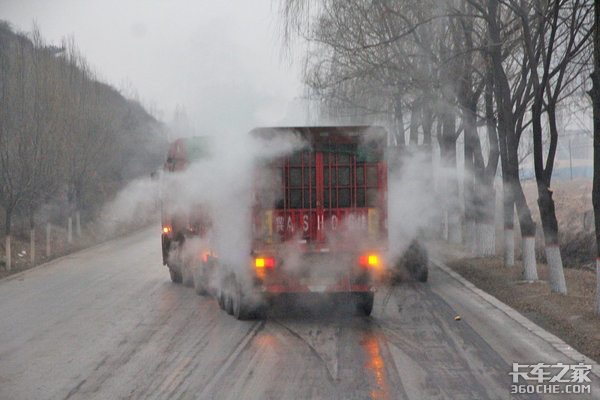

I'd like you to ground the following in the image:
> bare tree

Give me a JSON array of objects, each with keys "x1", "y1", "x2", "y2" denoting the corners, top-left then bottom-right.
[
  {"x1": 0, "y1": 29, "x2": 35, "y2": 270},
  {"x1": 520, "y1": 0, "x2": 592, "y2": 293},
  {"x1": 281, "y1": 0, "x2": 467, "y2": 244},
  {"x1": 0, "y1": 23, "x2": 165, "y2": 270},
  {"x1": 18, "y1": 27, "x2": 66, "y2": 266}
]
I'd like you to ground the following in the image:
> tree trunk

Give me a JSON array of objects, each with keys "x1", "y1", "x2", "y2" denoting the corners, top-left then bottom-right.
[
  {"x1": 409, "y1": 101, "x2": 420, "y2": 146},
  {"x1": 522, "y1": 235, "x2": 537, "y2": 280},
  {"x1": 477, "y1": 69, "x2": 499, "y2": 257},
  {"x1": 463, "y1": 110, "x2": 477, "y2": 254},
  {"x1": 476, "y1": 185, "x2": 496, "y2": 256},
  {"x1": 393, "y1": 92, "x2": 405, "y2": 146},
  {"x1": 502, "y1": 184, "x2": 515, "y2": 266},
  {"x1": 477, "y1": 219, "x2": 495, "y2": 256},
  {"x1": 532, "y1": 77, "x2": 566, "y2": 291},
  {"x1": 591, "y1": 0, "x2": 600, "y2": 314},
  {"x1": 537, "y1": 185, "x2": 567, "y2": 293},
  {"x1": 513, "y1": 176, "x2": 538, "y2": 280},
  {"x1": 465, "y1": 219, "x2": 476, "y2": 254},
  {"x1": 440, "y1": 111, "x2": 461, "y2": 244}
]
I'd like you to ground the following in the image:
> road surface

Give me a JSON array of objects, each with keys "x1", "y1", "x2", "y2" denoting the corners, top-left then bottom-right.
[{"x1": 0, "y1": 228, "x2": 598, "y2": 399}]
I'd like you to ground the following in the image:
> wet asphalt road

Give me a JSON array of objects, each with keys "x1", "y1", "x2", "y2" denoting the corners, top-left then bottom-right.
[{"x1": 0, "y1": 228, "x2": 598, "y2": 400}]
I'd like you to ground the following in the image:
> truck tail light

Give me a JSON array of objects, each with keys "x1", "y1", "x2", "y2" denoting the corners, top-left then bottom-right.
[
  {"x1": 255, "y1": 257, "x2": 275, "y2": 268},
  {"x1": 359, "y1": 254, "x2": 379, "y2": 268},
  {"x1": 203, "y1": 253, "x2": 218, "y2": 262},
  {"x1": 162, "y1": 226, "x2": 171, "y2": 234}
]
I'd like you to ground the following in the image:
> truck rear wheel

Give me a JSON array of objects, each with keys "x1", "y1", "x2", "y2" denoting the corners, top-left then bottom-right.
[
  {"x1": 169, "y1": 266, "x2": 182, "y2": 284},
  {"x1": 355, "y1": 292, "x2": 374, "y2": 316},
  {"x1": 406, "y1": 240, "x2": 429, "y2": 282},
  {"x1": 217, "y1": 288, "x2": 226, "y2": 310},
  {"x1": 232, "y1": 282, "x2": 254, "y2": 320},
  {"x1": 181, "y1": 264, "x2": 194, "y2": 287},
  {"x1": 225, "y1": 292, "x2": 234, "y2": 315},
  {"x1": 413, "y1": 264, "x2": 428, "y2": 282},
  {"x1": 193, "y1": 268, "x2": 207, "y2": 296}
]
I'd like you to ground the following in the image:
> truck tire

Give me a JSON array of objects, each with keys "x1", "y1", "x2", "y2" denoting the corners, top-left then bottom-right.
[
  {"x1": 406, "y1": 240, "x2": 429, "y2": 282},
  {"x1": 225, "y1": 292, "x2": 234, "y2": 315},
  {"x1": 232, "y1": 281, "x2": 253, "y2": 320},
  {"x1": 414, "y1": 264, "x2": 428, "y2": 282},
  {"x1": 169, "y1": 266, "x2": 182, "y2": 284},
  {"x1": 355, "y1": 292, "x2": 374, "y2": 316},
  {"x1": 217, "y1": 288, "x2": 227, "y2": 310},
  {"x1": 181, "y1": 264, "x2": 194, "y2": 287},
  {"x1": 193, "y1": 267, "x2": 207, "y2": 296}
]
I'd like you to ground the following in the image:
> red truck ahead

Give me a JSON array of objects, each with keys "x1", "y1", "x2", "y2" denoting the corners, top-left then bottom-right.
[{"x1": 161, "y1": 126, "x2": 389, "y2": 319}]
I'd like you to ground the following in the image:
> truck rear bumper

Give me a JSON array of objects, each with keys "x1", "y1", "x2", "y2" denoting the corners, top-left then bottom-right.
[{"x1": 260, "y1": 283, "x2": 374, "y2": 294}]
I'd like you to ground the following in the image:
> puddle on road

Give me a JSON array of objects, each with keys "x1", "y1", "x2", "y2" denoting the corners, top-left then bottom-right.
[{"x1": 360, "y1": 333, "x2": 391, "y2": 400}]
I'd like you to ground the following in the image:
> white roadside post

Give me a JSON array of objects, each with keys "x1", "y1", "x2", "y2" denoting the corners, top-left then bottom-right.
[
  {"x1": 67, "y1": 217, "x2": 73, "y2": 244},
  {"x1": 30, "y1": 227, "x2": 35, "y2": 267},
  {"x1": 76, "y1": 211, "x2": 81, "y2": 237},
  {"x1": 5, "y1": 235, "x2": 11, "y2": 271},
  {"x1": 46, "y1": 223, "x2": 51, "y2": 258}
]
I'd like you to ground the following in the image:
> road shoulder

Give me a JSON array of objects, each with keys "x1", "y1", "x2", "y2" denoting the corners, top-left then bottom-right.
[{"x1": 428, "y1": 256, "x2": 600, "y2": 384}]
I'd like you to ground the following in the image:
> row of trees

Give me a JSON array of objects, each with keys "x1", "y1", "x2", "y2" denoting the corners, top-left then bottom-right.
[
  {"x1": 280, "y1": 0, "x2": 597, "y2": 308},
  {"x1": 0, "y1": 23, "x2": 166, "y2": 269}
]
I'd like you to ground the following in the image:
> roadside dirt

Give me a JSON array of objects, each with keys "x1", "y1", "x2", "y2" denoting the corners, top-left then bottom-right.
[{"x1": 441, "y1": 178, "x2": 600, "y2": 363}]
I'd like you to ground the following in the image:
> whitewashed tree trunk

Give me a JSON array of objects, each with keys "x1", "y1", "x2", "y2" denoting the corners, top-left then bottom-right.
[
  {"x1": 522, "y1": 236, "x2": 538, "y2": 280},
  {"x1": 476, "y1": 223, "x2": 495, "y2": 257},
  {"x1": 596, "y1": 259, "x2": 600, "y2": 315},
  {"x1": 67, "y1": 217, "x2": 73, "y2": 244},
  {"x1": 75, "y1": 211, "x2": 81, "y2": 237},
  {"x1": 465, "y1": 220, "x2": 477, "y2": 254},
  {"x1": 5, "y1": 235, "x2": 11, "y2": 271},
  {"x1": 46, "y1": 223, "x2": 51, "y2": 258},
  {"x1": 545, "y1": 246, "x2": 567, "y2": 294},
  {"x1": 504, "y1": 229, "x2": 515, "y2": 266},
  {"x1": 30, "y1": 228, "x2": 35, "y2": 267},
  {"x1": 442, "y1": 210, "x2": 449, "y2": 241},
  {"x1": 448, "y1": 214, "x2": 462, "y2": 244}
]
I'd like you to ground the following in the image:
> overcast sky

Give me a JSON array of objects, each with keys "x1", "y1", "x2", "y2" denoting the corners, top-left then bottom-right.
[{"x1": 1, "y1": 0, "x2": 306, "y2": 136}]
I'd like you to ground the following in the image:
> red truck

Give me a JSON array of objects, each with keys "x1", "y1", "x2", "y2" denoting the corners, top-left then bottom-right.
[
  {"x1": 161, "y1": 126, "x2": 389, "y2": 319},
  {"x1": 228, "y1": 126, "x2": 388, "y2": 318}
]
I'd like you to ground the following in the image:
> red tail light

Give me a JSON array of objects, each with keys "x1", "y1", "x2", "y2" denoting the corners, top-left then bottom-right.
[
  {"x1": 255, "y1": 257, "x2": 275, "y2": 268},
  {"x1": 359, "y1": 254, "x2": 379, "y2": 267},
  {"x1": 202, "y1": 253, "x2": 218, "y2": 262}
]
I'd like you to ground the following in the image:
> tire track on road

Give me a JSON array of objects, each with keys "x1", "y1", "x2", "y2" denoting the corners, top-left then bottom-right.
[{"x1": 192, "y1": 320, "x2": 265, "y2": 399}]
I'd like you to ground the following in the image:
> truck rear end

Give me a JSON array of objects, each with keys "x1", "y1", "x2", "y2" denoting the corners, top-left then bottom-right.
[
  {"x1": 161, "y1": 137, "x2": 214, "y2": 286},
  {"x1": 247, "y1": 126, "x2": 388, "y2": 316}
]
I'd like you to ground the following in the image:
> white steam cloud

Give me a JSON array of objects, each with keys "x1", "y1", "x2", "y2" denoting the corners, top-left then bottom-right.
[
  {"x1": 102, "y1": 129, "x2": 451, "y2": 291},
  {"x1": 388, "y1": 150, "x2": 434, "y2": 258},
  {"x1": 161, "y1": 131, "x2": 306, "y2": 282}
]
